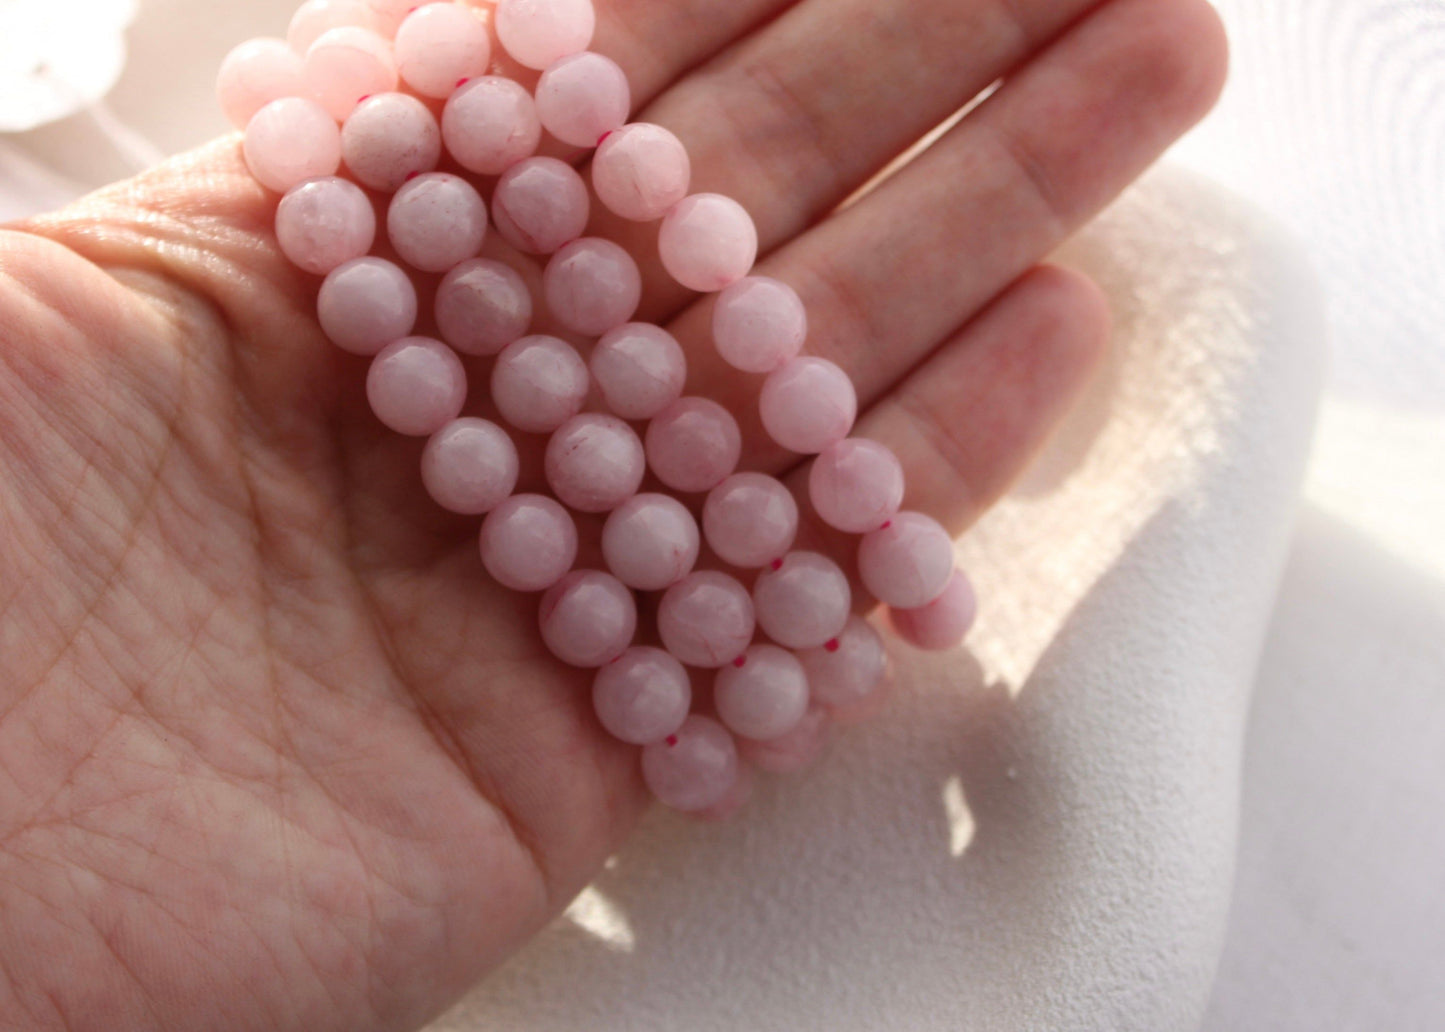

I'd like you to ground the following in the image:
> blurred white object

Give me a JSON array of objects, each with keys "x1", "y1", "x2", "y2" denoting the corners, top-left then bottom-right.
[{"x1": 0, "y1": 0, "x2": 138, "y2": 131}]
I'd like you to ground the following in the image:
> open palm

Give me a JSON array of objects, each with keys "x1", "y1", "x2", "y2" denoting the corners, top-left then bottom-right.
[{"x1": 0, "y1": 0, "x2": 1224, "y2": 1028}]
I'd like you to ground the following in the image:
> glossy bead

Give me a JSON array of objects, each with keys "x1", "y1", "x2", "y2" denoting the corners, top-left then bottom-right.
[
  {"x1": 752, "y1": 551, "x2": 851, "y2": 650},
  {"x1": 645, "y1": 397, "x2": 741, "y2": 494},
  {"x1": 712, "y1": 275, "x2": 807, "y2": 373},
  {"x1": 441, "y1": 77, "x2": 542, "y2": 175},
  {"x1": 274, "y1": 176, "x2": 375, "y2": 276},
  {"x1": 393, "y1": 3, "x2": 490, "y2": 99},
  {"x1": 386, "y1": 172, "x2": 488, "y2": 273},
  {"x1": 543, "y1": 238, "x2": 642, "y2": 336},
  {"x1": 434, "y1": 259, "x2": 533, "y2": 357},
  {"x1": 714, "y1": 644, "x2": 810, "y2": 741},
  {"x1": 539, "y1": 570, "x2": 637, "y2": 668},
  {"x1": 809, "y1": 438, "x2": 905, "y2": 534},
  {"x1": 479, "y1": 494, "x2": 578, "y2": 592},
  {"x1": 535, "y1": 51, "x2": 629, "y2": 147},
  {"x1": 304, "y1": 27, "x2": 398, "y2": 121},
  {"x1": 366, "y1": 337, "x2": 466, "y2": 436},
  {"x1": 317, "y1": 257, "x2": 417, "y2": 355},
  {"x1": 857, "y1": 511, "x2": 955, "y2": 608},
  {"x1": 658, "y1": 193, "x2": 757, "y2": 292},
  {"x1": 244, "y1": 98, "x2": 341, "y2": 193},
  {"x1": 590, "y1": 323, "x2": 686, "y2": 420},
  {"x1": 545, "y1": 414, "x2": 646, "y2": 513},
  {"x1": 701, "y1": 473, "x2": 798, "y2": 570},
  {"x1": 340, "y1": 92, "x2": 440, "y2": 191},
  {"x1": 420, "y1": 418, "x2": 519, "y2": 515},
  {"x1": 591, "y1": 123, "x2": 691, "y2": 222},
  {"x1": 491, "y1": 157, "x2": 589, "y2": 255},
  {"x1": 490, "y1": 335, "x2": 589, "y2": 434},
  {"x1": 641, "y1": 715, "x2": 739, "y2": 813},
  {"x1": 797, "y1": 615, "x2": 887, "y2": 710},
  {"x1": 601, "y1": 494, "x2": 700, "y2": 590},
  {"x1": 365, "y1": 0, "x2": 445, "y2": 37},
  {"x1": 889, "y1": 569, "x2": 977, "y2": 651},
  {"x1": 494, "y1": 0, "x2": 595, "y2": 70},
  {"x1": 738, "y1": 704, "x2": 829, "y2": 774},
  {"x1": 289, "y1": 0, "x2": 376, "y2": 53},
  {"x1": 592, "y1": 647, "x2": 692, "y2": 745},
  {"x1": 759, "y1": 356, "x2": 857, "y2": 454},
  {"x1": 217, "y1": 38, "x2": 306, "y2": 130},
  {"x1": 657, "y1": 571, "x2": 755, "y2": 669}
]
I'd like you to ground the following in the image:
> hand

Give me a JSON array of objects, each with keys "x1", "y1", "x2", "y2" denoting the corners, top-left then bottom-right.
[{"x1": 0, "y1": 0, "x2": 1225, "y2": 1028}]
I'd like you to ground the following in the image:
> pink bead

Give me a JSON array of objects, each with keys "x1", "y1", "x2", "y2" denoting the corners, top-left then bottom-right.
[
  {"x1": 490, "y1": 335, "x2": 589, "y2": 434},
  {"x1": 658, "y1": 193, "x2": 758, "y2": 293},
  {"x1": 366, "y1": 336, "x2": 467, "y2": 436},
  {"x1": 752, "y1": 551, "x2": 852, "y2": 650},
  {"x1": 317, "y1": 257, "x2": 417, "y2": 355},
  {"x1": 590, "y1": 323, "x2": 686, "y2": 420},
  {"x1": 393, "y1": 3, "x2": 490, "y2": 99},
  {"x1": 759, "y1": 356, "x2": 857, "y2": 454},
  {"x1": 591, "y1": 123, "x2": 691, "y2": 222},
  {"x1": 641, "y1": 715, "x2": 739, "y2": 813},
  {"x1": 592, "y1": 646, "x2": 691, "y2": 745},
  {"x1": 538, "y1": 570, "x2": 637, "y2": 668},
  {"x1": 657, "y1": 571, "x2": 755, "y2": 669},
  {"x1": 492, "y1": 157, "x2": 590, "y2": 255},
  {"x1": 479, "y1": 494, "x2": 578, "y2": 592},
  {"x1": 441, "y1": 76, "x2": 542, "y2": 175},
  {"x1": 693, "y1": 763, "x2": 752, "y2": 822},
  {"x1": 365, "y1": 0, "x2": 443, "y2": 38},
  {"x1": 601, "y1": 493, "x2": 700, "y2": 590},
  {"x1": 809, "y1": 438, "x2": 905, "y2": 534},
  {"x1": 889, "y1": 569, "x2": 977, "y2": 651},
  {"x1": 244, "y1": 98, "x2": 341, "y2": 193},
  {"x1": 289, "y1": 0, "x2": 376, "y2": 54},
  {"x1": 386, "y1": 172, "x2": 488, "y2": 273},
  {"x1": 714, "y1": 644, "x2": 810, "y2": 741},
  {"x1": 857, "y1": 511, "x2": 955, "y2": 608},
  {"x1": 274, "y1": 176, "x2": 375, "y2": 276},
  {"x1": 544, "y1": 414, "x2": 646, "y2": 513},
  {"x1": 340, "y1": 92, "x2": 441, "y2": 191},
  {"x1": 535, "y1": 51, "x2": 630, "y2": 147},
  {"x1": 738, "y1": 704, "x2": 830, "y2": 775},
  {"x1": 435, "y1": 259, "x2": 533, "y2": 357},
  {"x1": 701, "y1": 473, "x2": 798, "y2": 570},
  {"x1": 304, "y1": 27, "x2": 398, "y2": 121},
  {"x1": 712, "y1": 276, "x2": 807, "y2": 373},
  {"x1": 420, "y1": 418, "x2": 520, "y2": 515},
  {"x1": 543, "y1": 238, "x2": 642, "y2": 336},
  {"x1": 494, "y1": 0, "x2": 595, "y2": 71},
  {"x1": 644, "y1": 397, "x2": 741, "y2": 494},
  {"x1": 217, "y1": 38, "x2": 307, "y2": 130},
  {"x1": 796, "y1": 615, "x2": 888, "y2": 711}
]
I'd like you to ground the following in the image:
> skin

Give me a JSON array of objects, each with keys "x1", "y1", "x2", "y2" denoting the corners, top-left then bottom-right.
[{"x1": 0, "y1": 0, "x2": 1226, "y2": 1028}]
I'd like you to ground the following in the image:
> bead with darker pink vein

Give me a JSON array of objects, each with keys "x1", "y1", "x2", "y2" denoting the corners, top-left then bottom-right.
[
  {"x1": 657, "y1": 571, "x2": 755, "y2": 669},
  {"x1": 645, "y1": 397, "x2": 741, "y2": 494},
  {"x1": 591, "y1": 122, "x2": 691, "y2": 222},
  {"x1": 275, "y1": 175, "x2": 375, "y2": 275},
  {"x1": 590, "y1": 323, "x2": 687, "y2": 421},
  {"x1": 340, "y1": 92, "x2": 440, "y2": 192},
  {"x1": 545, "y1": 415, "x2": 646, "y2": 513},
  {"x1": 492, "y1": 157, "x2": 590, "y2": 256}
]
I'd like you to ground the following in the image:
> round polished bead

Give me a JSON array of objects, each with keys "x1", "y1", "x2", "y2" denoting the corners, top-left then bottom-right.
[
  {"x1": 857, "y1": 511, "x2": 955, "y2": 608},
  {"x1": 701, "y1": 473, "x2": 799, "y2": 569},
  {"x1": 796, "y1": 615, "x2": 887, "y2": 710},
  {"x1": 641, "y1": 715, "x2": 739, "y2": 813},
  {"x1": 289, "y1": 0, "x2": 376, "y2": 52},
  {"x1": 657, "y1": 571, "x2": 755, "y2": 669},
  {"x1": 714, "y1": 644, "x2": 810, "y2": 742},
  {"x1": 889, "y1": 569, "x2": 977, "y2": 651},
  {"x1": 752, "y1": 551, "x2": 851, "y2": 650},
  {"x1": 591, "y1": 123, "x2": 691, "y2": 222},
  {"x1": 535, "y1": 51, "x2": 629, "y2": 147},
  {"x1": 491, "y1": 157, "x2": 589, "y2": 255},
  {"x1": 490, "y1": 335, "x2": 588, "y2": 434},
  {"x1": 304, "y1": 27, "x2": 398, "y2": 121},
  {"x1": 244, "y1": 97, "x2": 341, "y2": 193},
  {"x1": 809, "y1": 438, "x2": 905, "y2": 534},
  {"x1": 645, "y1": 397, "x2": 741, "y2": 494},
  {"x1": 539, "y1": 570, "x2": 637, "y2": 668},
  {"x1": 365, "y1": 0, "x2": 444, "y2": 37},
  {"x1": 759, "y1": 356, "x2": 857, "y2": 454},
  {"x1": 393, "y1": 3, "x2": 490, "y2": 99},
  {"x1": 274, "y1": 176, "x2": 375, "y2": 275},
  {"x1": 737, "y1": 704, "x2": 829, "y2": 774},
  {"x1": 420, "y1": 418, "x2": 519, "y2": 515},
  {"x1": 592, "y1": 647, "x2": 692, "y2": 745},
  {"x1": 217, "y1": 38, "x2": 307, "y2": 130},
  {"x1": 386, "y1": 172, "x2": 488, "y2": 273},
  {"x1": 441, "y1": 77, "x2": 542, "y2": 176},
  {"x1": 340, "y1": 92, "x2": 440, "y2": 191},
  {"x1": 543, "y1": 238, "x2": 642, "y2": 336},
  {"x1": 479, "y1": 494, "x2": 578, "y2": 591},
  {"x1": 317, "y1": 257, "x2": 417, "y2": 355},
  {"x1": 366, "y1": 336, "x2": 467, "y2": 436},
  {"x1": 545, "y1": 414, "x2": 646, "y2": 513},
  {"x1": 590, "y1": 323, "x2": 686, "y2": 421},
  {"x1": 658, "y1": 193, "x2": 758, "y2": 293},
  {"x1": 434, "y1": 259, "x2": 533, "y2": 357},
  {"x1": 494, "y1": 0, "x2": 595, "y2": 70},
  {"x1": 712, "y1": 276, "x2": 807, "y2": 373},
  {"x1": 601, "y1": 493, "x2": 700, "y2": 591}
]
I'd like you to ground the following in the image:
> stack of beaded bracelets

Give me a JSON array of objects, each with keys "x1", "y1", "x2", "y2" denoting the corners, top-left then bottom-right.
[{"x1": 217, "y1": 0, "x2": 978, "y2": 816}]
